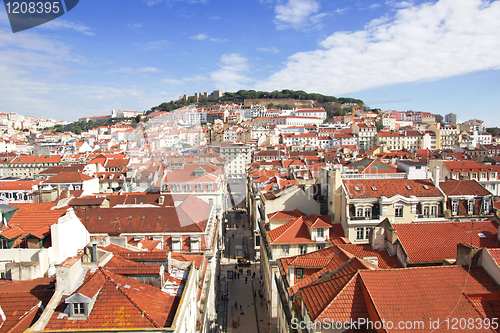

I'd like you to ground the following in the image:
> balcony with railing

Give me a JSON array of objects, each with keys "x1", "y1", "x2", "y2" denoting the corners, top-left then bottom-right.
[
  {"x1": 350, "y1": 215, "x2": 381, "y2": 221},
  {"x1": 341, "y1": 173, "x2": 407, "y2": 180}
]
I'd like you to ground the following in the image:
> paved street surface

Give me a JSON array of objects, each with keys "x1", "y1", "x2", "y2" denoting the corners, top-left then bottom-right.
[{"x1": 216, "y1": 179, "x2": 270, "y2": 332}]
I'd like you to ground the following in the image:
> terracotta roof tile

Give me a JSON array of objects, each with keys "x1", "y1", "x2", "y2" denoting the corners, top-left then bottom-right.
[
  {"x1": 394, "y1": 221, "x2": 500, "y2": 263},
  {"x1": 439, "y1": 179, "x2": 491, "y2": 196},
  {"x1": 105, "y1": 254, "x2": 162, "y2": 275},
  {"x1": 46, "y1": 268, "x2": 180, "y2": 330},
  {"x1": 0, "y1": 278, "x2": 54, "y2": 333},
  {"x1": 0, "y1": 180, "x2": 42, "y2": 191},
  {"x1": 300, "y1": 258, "x2": 373, "y2": 321},
  {"x1": 289, "y1": 247, "x2": 355, "y2": 296},
  {"x1": 443, "y1": 160, "x2": 490, "y2": 172},
  {"x1": 268, "y1": 216, "x2": 314, "y2": 244},
  {"x1": 78, "y1": 195, "x2": 210, "y2": 235},
  {"x1": 11, "y1": 202, "x2": 56, "y2": 211},
  {"x1": 344, "y1": 179, "x2": 441, "y2": 199},
  {"x1": 43, "y1": 171, "x2": 95, "y2": 184},
  {"x1": 338, "y1": 244, "x2": 403, "y2": 269},
  {"x1": 267, "y1": 209, "x2": 306, "y2": 221},
  {"x1": 1, "y1": 210, "x2": 65, "y2": 240},
  {"x1": 360, "y1": 266, "x2": 500, "y2": 332},
  {"x1": 10, "y1": 155, "x2": 62, "y2": 164},
  {"x1": 486, "y1": 248, "x2": 500, "y2": 266}
]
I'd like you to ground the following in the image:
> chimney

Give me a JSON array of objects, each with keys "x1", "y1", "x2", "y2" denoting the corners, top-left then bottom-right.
[
  {"x1": 159, "y1": 196, "x2": 164, "y2": 205},
  {"x1": 433, "y1": 166, "x2": 440, "y2": 188},
  {"x1": 91, "y1": 243, "x2": 97, "y2": 263}
]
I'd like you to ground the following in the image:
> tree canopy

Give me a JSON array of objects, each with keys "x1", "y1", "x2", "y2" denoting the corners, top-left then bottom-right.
[{"x1": 148, "y1": 89, "x2": 363, "y2": 115}]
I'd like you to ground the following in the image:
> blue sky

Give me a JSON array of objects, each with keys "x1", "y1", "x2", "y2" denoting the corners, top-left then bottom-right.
[{"x1": 1, "y1": 0, "x2": 500, "y2": 126}]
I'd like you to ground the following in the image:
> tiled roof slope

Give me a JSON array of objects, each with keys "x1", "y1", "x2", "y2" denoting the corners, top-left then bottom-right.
[
  {"x1": 338, "y1": 244, "x2": 403, "y2": 269},
  {"x1": 443, "y1": 160, "x2": 490, "y2": 172},
  {"x1": 439, "y1": 179, "x2": 491, "y2": 196},
  {"x1": 267, "y1": 209, "x2": 305, "y2": 221},
  {"x1": 344, "y1": 179, "x2": 441, "y2": 199},
  {"x1": 360, "y1": 266, "x2": 500, "y2": 332},
  {"x1": 268, "y1": 215, "x2": 332, "y2": 244},
  {"x1": 289, "y1": 248, "x2": 356, "y2": 296},
  {"x1": 104, "y1": 254, "x2": 162, "y2": 275},
  {"x1": 299, "y1": 258, "x2": 374, "y2": 321},
  {"x1": 45, "y1": 268, "x2": 179, "y2": 330},
  {"x1": 394, "y1": 221, "x2": 499, "y2": 264},
  {"x1": 1, "y1": 210, "x2": 65, "y2": 241},
  {"x1": 11, "y1": 202, "x2": 56, "y2": 211},
  {"x1": 487, "y1": 248, "x2": 500, "y2": 266},
  {"x1": 43, "y1": 172, "x2": 94, "y2": 184},
  {"x1": 78, "y1": 195, "x2": 210, "y2": 235},
  {"x1": 0, "y1": 278, "x2": 55, "y2": 333},
  {"x1": 0, "y1": 180, "x2": 42, "y2": 191}
]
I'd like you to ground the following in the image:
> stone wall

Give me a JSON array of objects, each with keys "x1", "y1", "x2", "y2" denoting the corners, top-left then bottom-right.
[{"x1": 244, "y1": 98, "x2": 314, "y2": 107}]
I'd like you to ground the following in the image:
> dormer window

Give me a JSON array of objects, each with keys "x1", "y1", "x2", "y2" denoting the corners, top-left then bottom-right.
[
  {"x1": 317, "y1": 228, "x2": 324, "y2": 239},
  {"x1": 74, "y1": 303, "x2": 85, "y2": 315},
  {"x1": 65, "y1": 293, "x2": 91, "y2": 318},
  {"x1": 468, "y1": 199, "x2": 474, "y2": 215}
]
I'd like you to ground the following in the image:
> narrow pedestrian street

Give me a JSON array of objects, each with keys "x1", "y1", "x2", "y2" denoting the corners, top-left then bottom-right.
[{"x1": 216, "y1": 180, "x2": 270, "y2": 333}]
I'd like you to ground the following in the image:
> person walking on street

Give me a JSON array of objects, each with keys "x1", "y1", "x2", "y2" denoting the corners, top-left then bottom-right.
[{"x1": 245, "y1": 276, "x2": 248, "y2": 284}]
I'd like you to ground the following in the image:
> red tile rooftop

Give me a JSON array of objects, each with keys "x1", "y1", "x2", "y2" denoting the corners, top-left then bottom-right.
[
  {"x1": 344, "y1": 178, "x2": 441, "y2": 199},
  {"x1": 359, "y1": 266, "x2": 500, "y2": 332},
  {"x1": 393, "y1": 220, "x2": 499, "y2": 264},
  {"x1": 45, "y1": 268, "x2": 179, "y2": 330},
  {"x1": 439, "y1": 179, "x2": 491, "y2": 196}
]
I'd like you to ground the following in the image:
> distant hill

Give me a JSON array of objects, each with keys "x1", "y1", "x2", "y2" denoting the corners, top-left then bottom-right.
[{"x1": 148, "y1": 90, "x2": 364, "y2": 114}]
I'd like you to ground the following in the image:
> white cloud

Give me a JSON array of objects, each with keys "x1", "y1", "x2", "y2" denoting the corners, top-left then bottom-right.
[
  {"x1": 109, "y1": 67, "x2": 159, "y2": 74},
  {"x1": 143, "y1": 0, "x2": 207, "y2": 5},
  {"x1": 190, "y1": 33, "x2": 229, "y2": 42},
  {"x1": 161, "y1": 78, "x2": 185, "y2": 85},
  {"x1": 136, "y1": 40, "x2": 169, "y2": 51},
  {"x1": 335, "y1": 7, "x2": 350, "y2": 15},
  {"x1": 209, "y1": 37, "x2": 229, "y2": 43},
  {"x1": 210, "y1": 53, "x2": 252, "y2": 91},
  {"x1": 368, "y1": 3, "x2": 383, "y2": 10},
  {"x1": 128, "y1": 22, "x2": 143, "y2": 29},
  {"x1": 191, "y1": 33, "x2": 209, "y2": 40},
  {"x1": 0, "y1": 28, "x2": 170, "y2": 120},
  {"x1": 41, "y1": 19, "x2": 94, "y2": 35},
  {"x1": 143, "y1": 0, "x2": 163, "y2": 6},
  {"x1": 257, "y1": 0, "x2": 500, "y2": 95},
  {"x1": 274, "y1": 0, "x2": 327, "y2": 30},
  {"x1": 161, "y1": 74, "x2": 209, "y2": 86},
  {"x1": 385, "y1": 0, "x2": 415, "y2": 8},
  {"x1": 257, "y1": 47, "x2": 281, "y2": 53}
]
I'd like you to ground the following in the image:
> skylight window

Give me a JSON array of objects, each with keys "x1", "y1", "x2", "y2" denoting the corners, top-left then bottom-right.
[
  {"x1": 423, "y1": 185, "x2": 429, "y2": 190},
  {"x1": 371, "y1": 187, "x2": 377, "y2": 191},
  {"x1": 406, "y1": 186, "x2": 412, "y2": 190},
  {"x1": 478, "y1": 232, "x2": 486, "y2": 238},
  {"x1": 354, "y1": 186, "x2": 360, "y2": 191}
]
